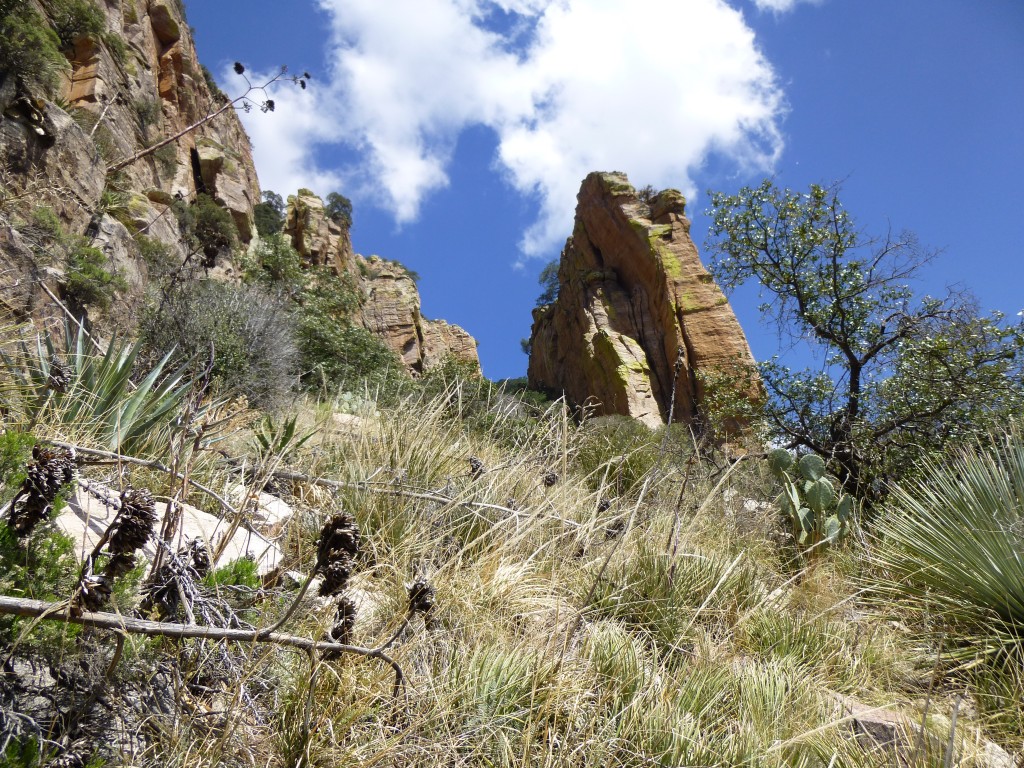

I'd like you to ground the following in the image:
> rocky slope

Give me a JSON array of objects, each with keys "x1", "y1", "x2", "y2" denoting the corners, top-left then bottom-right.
[
  {"x1": 0, "y1": 0, "x2": 476, "y2": 374},
  {"x1": 528, "y1": 172, "x2": 758, "y2": 430}
]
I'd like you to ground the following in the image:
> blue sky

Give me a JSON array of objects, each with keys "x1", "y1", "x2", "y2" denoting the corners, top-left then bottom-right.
[{"x1": 185, "y1": 0, "x2": 1024, "y2": 381}]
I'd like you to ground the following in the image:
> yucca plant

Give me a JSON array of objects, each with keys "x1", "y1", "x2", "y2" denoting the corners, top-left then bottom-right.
[
  {"x1": 871, "y1": 427, "x2": 1024, "y2": 666},
  {"x1": 2, "y1": 324, "x2": 199, "y2": 455}
]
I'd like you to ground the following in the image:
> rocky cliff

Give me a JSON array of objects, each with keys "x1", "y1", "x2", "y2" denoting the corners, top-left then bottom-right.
[
  {"x1": 1, "y1": 0, "x2": 260, "y2": 325},
  {"x1": 527, "y1": 172, "x2": 757, "y2": 430},
  {"x1": 0, "y1": 0, "x2": 477, "y2": 375},
  {"x1": 282, "y1": 193, "x2": 479, "y2": 374}
]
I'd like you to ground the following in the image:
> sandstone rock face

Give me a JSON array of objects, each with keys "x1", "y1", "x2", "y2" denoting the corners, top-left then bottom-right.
[
  {"x1": 528, "y1": 172, "x2": 757, "y2": 430},
  {"x1": 283, "y1": 190, "x2": 354, "y2": 274},
  {"x1": 280, "y1": 189, "x2": 480, "y2": 376},
  {"x1": 0, "y1": 98, "x2": 105, "y2": 234},
  {"x1": 357, "y1": 255, "x2": 480, "y2": 375},
  {"x1": 1, "y1": 0, "x2": 259, "y2": 244}
]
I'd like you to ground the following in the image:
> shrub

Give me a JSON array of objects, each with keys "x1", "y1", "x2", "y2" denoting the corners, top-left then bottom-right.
[
  {"x1": 133, "y1": 97, "x2": 161, "y2": 131},
  {"x1": 573, "y1": 415, "x2": 660, "y2": 494},
  {"x1": 135, "y1": 233, "x2": 176, "y2": 277},
  {"x1": 140, "y1": 280, "x2": 298, "y2": 410},
  {"x1": 298, "y1": 313, "x2": 403, "y2": 394},
  {"x1": 0, "y1": 1, "x2": 64, "y2": 95},
  {"x1": 102, "y1": 30, "x2": 127, "y2": 68},
  {"x1": 203, "y1": 556, "x2": 260, "y2": 589},
  {"x1": 292, "y1": 266, "x2": 404, "y2": 391},
  {"x1": 200, "y1": 63, "x2": 228, "y2": 104},
  {"x1": 191, "y1": 193, "x2": 236, "y2": 262},
  {"x1": 43, "y1": 0, "x2": 106, "y2": 48},
  {"x1": 242, "y1": 232, "x2": 303, "y2": 295},
  {"x1": 65, "y1": 242, "x2": 127, "y2": 310},
  {"x1": 24, "y1": 205, "x2": 126, "y2": 310},
  {"x1": 152, "y1": 141, "x2": 177, "y2": 178}
]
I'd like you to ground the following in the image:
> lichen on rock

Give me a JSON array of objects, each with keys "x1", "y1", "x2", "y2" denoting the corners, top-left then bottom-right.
[{"x1": 527, "y1": 171, "x2": 758, "y2": 432}]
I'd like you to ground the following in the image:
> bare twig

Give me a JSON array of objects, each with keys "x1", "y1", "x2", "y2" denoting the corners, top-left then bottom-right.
[{"x1": 0, "y1": 594, "x2": 406, "y2": 697}]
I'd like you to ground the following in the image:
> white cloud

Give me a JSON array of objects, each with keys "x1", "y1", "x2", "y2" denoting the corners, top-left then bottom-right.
[
  {"x1": 252, "y1": 0, "x2": 788, "y2": 257},
  {"x1": 749, "y1": 0, "x2": 822, "y2": 13}
]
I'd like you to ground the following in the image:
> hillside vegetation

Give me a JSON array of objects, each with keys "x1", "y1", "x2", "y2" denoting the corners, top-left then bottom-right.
[
  {"x1": 1, "y1": 1, "x2": 1022, "y2": 766},
  {"x1": 0, "y1": 318, "x2": 1021, "y2": 768}
]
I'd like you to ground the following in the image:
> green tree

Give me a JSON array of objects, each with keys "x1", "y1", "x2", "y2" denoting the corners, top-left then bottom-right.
[
  {"x1": 705, "y1": 180, "x2": 1024, "y2": 502},
  {"x1": 253, "y1": 190, "x2": 285, "y2": 237},
  {"x1": 325, "y1": 191, "x2": 352, "y2": 228},
  {"x1": 536, "y1": 259, "x2": 559, "y2": 306}
]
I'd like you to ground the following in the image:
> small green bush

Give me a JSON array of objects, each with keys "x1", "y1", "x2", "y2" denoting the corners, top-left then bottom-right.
[
  {"x1": 65, "y1": 242, "x2": 127, "y2": 310},
  {"x1": 102, "y1": 30, "x2": 127, "y2": 68},
  {"x1": 152, "y1": 141, "x2": 177, "y2": 178},
  {"x1": 135, "y1": 233, "x2": 176, "y2": 277},
  {"x1": 573, "y1": 415, "x2": 660, "y2": 494},
  {"x1": 200, "y1": 63, "x2": 228, "y2": 104},
  {"x1": 140, "y1": 280, "x2": 298, "y2": 410},
  {"x1": 203, "y1": 556, "x2": 260, "y2": 589},
  {"x1": 242, "y1": 232, "x2": 304, "y2": 295},
  {"x1": 44, "y1": 0, "x2": 106, "y2": 48},
  {"x1": 24, "y1": 206, "x2": 126, "y2": 309},
  {"x1": 0, "y1": 1, "x2": 64, "y2": 95},
  {"x1": 133, "y1": 97, "x2": 161, "y2": 130},
  {"x1": 191, "y1": 193, "x2": 237, "y2": 262}
]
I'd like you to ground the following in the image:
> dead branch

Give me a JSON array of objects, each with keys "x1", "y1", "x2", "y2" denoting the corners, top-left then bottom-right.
[{"x1": 0, "y1": 594, "x2": 406, "y2": 698}]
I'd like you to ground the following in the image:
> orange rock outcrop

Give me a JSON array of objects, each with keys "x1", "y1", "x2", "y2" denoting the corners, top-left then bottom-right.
[{"x1": 527, "y1": 172, "x2": 757, "y2": 430}]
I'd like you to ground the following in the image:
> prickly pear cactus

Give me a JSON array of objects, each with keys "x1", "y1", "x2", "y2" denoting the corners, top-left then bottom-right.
[{"x1": 767, "y1": 448, "x2": 854, "y2": 555}]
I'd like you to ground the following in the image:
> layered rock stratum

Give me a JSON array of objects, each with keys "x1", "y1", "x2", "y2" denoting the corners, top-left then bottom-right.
[{"x1": 528, "y1": 172, "x2": 757, "y2": 430}]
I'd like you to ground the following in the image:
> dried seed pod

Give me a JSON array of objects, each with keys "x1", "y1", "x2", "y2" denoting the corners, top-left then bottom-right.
[
  {"x1": 46, "y1": 738, "x2": 90, "y2": 768},
  {"x1": 46, "y1": 355, "x2": 73, "y2": 393},
  {"x1": 186, "y1": 538, "x2": 211, "y2": 577},
  {"x1": 77, "y1": 573, "x2": 111, "y2": 613},
  {"x1": 323, "y1": 596, "x2": 357, "y2": 657},
  {"x1": 605, "y1": 518, "x2": 626, "y2": 539},
  {"x1": 107, "y1": 487, "x2": 156, "y2": 555},
  {"x1": 103, "y1": 552, "x2": 137, "y2": 580},
  {"x1": 315, "y1": 512, "x2": 360, "y2": 572},
  {"x1": 406, "y1": 577, "x2": 435, "y2": 616},
  {"x1": 468, "y1": 456, "x2": 484, "y2": 478},
  {"x1": 318, "y1": 554, "x2": 354, "y2": 597},
  {"x1": 8, "y1": 445, "x2": 76, "y2": 536},
  {"x1": 542, "y1": 471, "x2": 559, "y2": 487}
]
